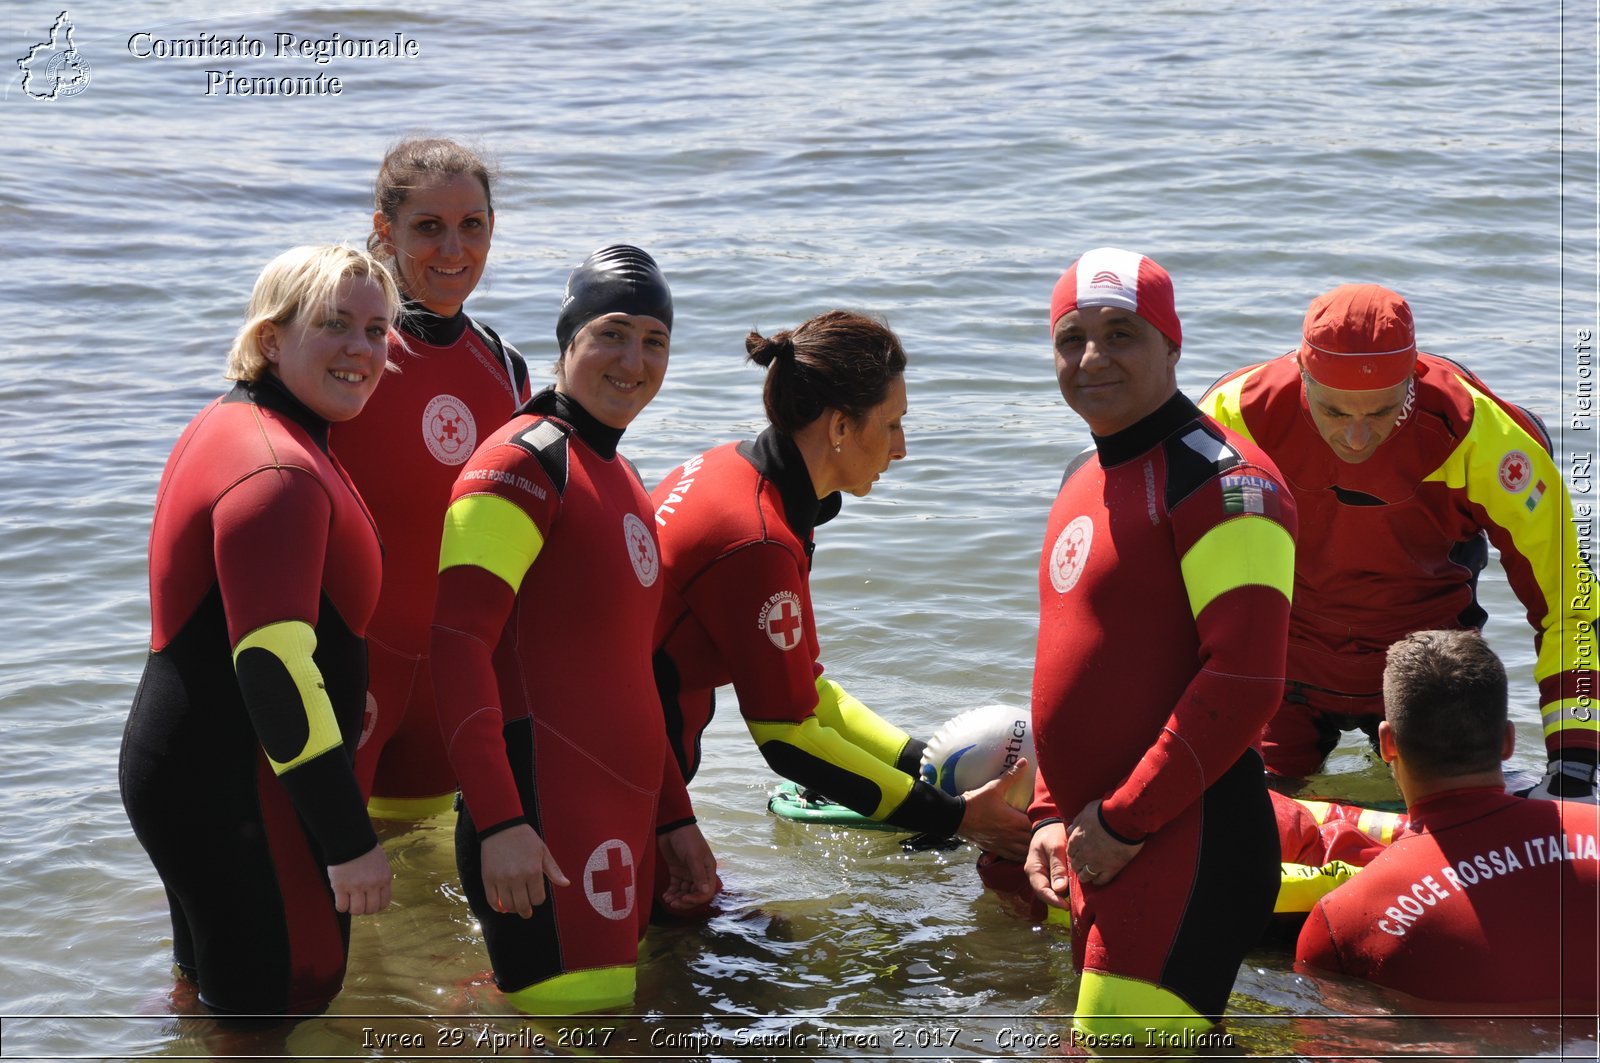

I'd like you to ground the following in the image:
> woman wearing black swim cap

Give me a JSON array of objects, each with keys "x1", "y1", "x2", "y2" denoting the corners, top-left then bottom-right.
[
  {"x1": 429, "y1": 245, "x2": 714, "y2": 1015},
  {"x1": 647, "y1": 310, "x2": 1031, "y2": 908}
]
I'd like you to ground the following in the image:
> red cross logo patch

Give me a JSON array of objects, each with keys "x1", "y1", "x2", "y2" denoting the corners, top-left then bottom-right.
[
  {"x1": 422, "y1": 393, "x2": 477, "y2": 466},
  {"x1": 1498, "y1": 450, "x2": 1532, "y2": 493},
  {"x1": 758, "y1": 591, "x2": 804, "y2": 651},
  {"x1": 622, "y1": 512, "x2": 659, "y2": 587},
  {"x1": 583, "y1": 839, "x2": 635, "y2": 921},
  {"x1": 1048, "y1": 515, "x2": 1095, "y2": 594}
]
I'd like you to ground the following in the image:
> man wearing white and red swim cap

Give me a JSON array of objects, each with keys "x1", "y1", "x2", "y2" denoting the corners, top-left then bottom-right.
[
  {"x1": 1026, "y1": 248, "x2": 1298, "y2": 1044},
  {"x1": 1200, "y1": 283, "x2": 1597, "y2": 801}
]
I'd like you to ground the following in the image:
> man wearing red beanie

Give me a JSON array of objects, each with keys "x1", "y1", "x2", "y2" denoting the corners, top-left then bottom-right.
[
  {"x1": 1026, "y1": 248, "x2": 1298, "y2": 1045},
  {"x1": 1200, "y1": 284, "x2": 1597, "y2": 800}
]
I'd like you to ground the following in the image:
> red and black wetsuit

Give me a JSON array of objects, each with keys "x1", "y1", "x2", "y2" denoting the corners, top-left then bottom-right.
[
  {"x1": 333, "y1": 306, "x2": 528, "y2": 809},
  {"x1": 651, "y1": 428, "x2": 961, "y2": 837},
  {"x1": 1297, "y1": 788, "x2": 1599, "y2": 1011},
  {"x1": 431, "y1": 388, "x2": 664, "y2": 1012},
  {"x1": 1031, "y1": 391, "x2": 1297, "y2": 1024},
  {"x1": 120, "y1": 376, "x2": 380, "y2": 1014},
  {"x1": 1201, "y1": 353, "x2": 1597, "y2": 776}
]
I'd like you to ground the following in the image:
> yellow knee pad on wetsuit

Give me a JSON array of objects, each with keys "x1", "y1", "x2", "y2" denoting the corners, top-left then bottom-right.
[
  {"x1": 1073, "y1": 970, "x2": 1213, "y2": 1044},
  {"x1": 503, "y1": 965, "x2": 635, "y2": 1016}
]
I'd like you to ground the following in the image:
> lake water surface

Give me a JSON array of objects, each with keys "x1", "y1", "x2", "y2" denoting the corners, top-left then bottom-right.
[{"x1": 3, "y1": 1, "x2": 1596, "y2": 1058}]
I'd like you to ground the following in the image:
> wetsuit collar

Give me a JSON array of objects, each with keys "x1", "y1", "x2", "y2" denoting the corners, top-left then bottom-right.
[
  {"x1": 1404, "y1": 784, "x2": 1519, "y2": 834},
  {"x1": 519, "y1": 386, "x2": 625, "y2": 459},
  {"x1": 1091, "y1": 390, "x2": 1200, "y2": 467},
  {"x1": 235, "y1": 375, "x2": 330, "y2": 453},
  {"x1": 742, "y1": 427, "x2": 842, "y2": 537},
  {"x1": 398, "y1": 300, "x2": 469, "y2": 346}
]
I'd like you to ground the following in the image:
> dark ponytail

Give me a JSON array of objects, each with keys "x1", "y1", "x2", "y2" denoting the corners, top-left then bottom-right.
[{"x1": 747, "y1": 310, "x2": 906, "y2": 433}]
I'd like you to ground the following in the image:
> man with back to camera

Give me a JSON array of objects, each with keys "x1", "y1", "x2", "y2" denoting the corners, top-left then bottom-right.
[
  {"x1": 1296, "y1": 628, "x2": 1599, "y2": 1011},
  {"x1": 1025, "y1": 247, "x2": 1298, "y2": 1044},
  {"x1": 1199, "y1": 284, "x2": 1598, "y2": 798}
]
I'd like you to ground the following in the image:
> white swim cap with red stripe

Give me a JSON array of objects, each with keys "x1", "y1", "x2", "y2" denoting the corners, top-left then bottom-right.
[{"x1": 1050, "y1": 247, "x2": 1182, "y2": 348}]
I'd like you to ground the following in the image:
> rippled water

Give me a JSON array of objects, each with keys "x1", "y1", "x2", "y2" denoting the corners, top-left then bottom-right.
[{"x1": 3, "y1": 0, "x2": 1596, "y2": 1059}]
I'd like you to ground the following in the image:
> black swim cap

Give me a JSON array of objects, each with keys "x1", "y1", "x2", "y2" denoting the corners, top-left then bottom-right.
[{"x1": 555, "y1": 245, "x2": 673, "y2": 354}]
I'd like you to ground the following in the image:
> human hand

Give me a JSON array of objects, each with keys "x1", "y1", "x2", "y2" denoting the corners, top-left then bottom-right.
[
  {"x1": 657, "y1": 822, "x2": 719, "y2": 911},
  {"x1": 957, "y1": 757, "x2": 1032, "y2": 861},
  {"x1": 328, "y1": 843, "x2": 392, "y2": 915},
  {"x1": 1065, "y1": 799, "x2": 1145, "y2": 887},
  {"x1": 1024, "y1": 819, "x2": 1070, "y2": 910},
  {"x1": 481, "y1": 823, "x2": 570, "y2": 919},
  {"x1": 1522, "y1": 757, "x2": 1597, "y2": 801}
]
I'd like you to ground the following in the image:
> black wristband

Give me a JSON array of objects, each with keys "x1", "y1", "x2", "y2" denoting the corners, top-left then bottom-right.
[
  {"x1": 1098, "y1": 805, "x2": 1145, "y2": 846},
  {"x1": 476, "y1": 815, "x2": 530, "y2": 843}
]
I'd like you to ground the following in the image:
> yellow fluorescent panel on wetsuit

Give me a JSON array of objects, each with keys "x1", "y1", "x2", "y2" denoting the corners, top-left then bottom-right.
[
  {"x1": 503, "y1": 965, "x2": 635, "y2": 1016},
  {"x1": 1074, "y1": 970, "x2": 1213, "y2": 1041},
  {"x1": 438, "y1": 493, "x2": 545, "y2": 593},
  {"x1": 1178, "y1": 514, "x2": 1294, "y2": 619},
  {"x1": 746, "y1": 713, "x2": 917, "y2": 821},
  {"x1": 811, "y1": 677, "x2": 913, "y2": 768},
  {"x1": 232, "y1": 619, "x2": 342, "y2": 774}
]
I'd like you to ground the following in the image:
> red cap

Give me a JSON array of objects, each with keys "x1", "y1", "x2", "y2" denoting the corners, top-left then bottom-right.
[
  {"x1": 1298, "y1": 284, "x2": 1417, "y2": 390},
  {"x1": 1050, "y1": 247, "x2": 1181, "y2": 348}
]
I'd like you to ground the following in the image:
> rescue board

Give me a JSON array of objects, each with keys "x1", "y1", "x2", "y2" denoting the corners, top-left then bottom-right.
[{"x1": 766, "y1": 780, "x2": 903, "y2": 830}]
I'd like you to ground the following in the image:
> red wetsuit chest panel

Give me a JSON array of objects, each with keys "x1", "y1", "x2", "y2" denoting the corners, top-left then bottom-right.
[
  {"x1": 149, "y1": 383, "x2": 381, "y2": 649},
  {"x1": 333, "y1": 317, "x2": 522, "y2": 648}
]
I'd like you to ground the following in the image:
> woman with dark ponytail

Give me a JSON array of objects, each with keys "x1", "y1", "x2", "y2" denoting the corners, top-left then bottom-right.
[{"x1": 649, "y1": 311, "x2": 1030, "y2": 912}]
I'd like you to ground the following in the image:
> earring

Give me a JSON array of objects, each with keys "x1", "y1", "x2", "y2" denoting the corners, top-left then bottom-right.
[{"x1": 833, "y1": 442, "x2": 842, "y2": 453}]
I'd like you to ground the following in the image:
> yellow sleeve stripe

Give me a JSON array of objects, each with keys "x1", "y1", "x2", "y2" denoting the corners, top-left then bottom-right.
[
  {"x1": 745, "y1": 715, "x2": 916, "y2": 820},
  {"x1": 1179, "y1": 514, "x2": 1294, "y2": 619},
  {"x1": 812, "y1": 676, "x2": 912, "y2": 768},
  {"x1": 1296, "y1": 799, "x2": 1334, "y2": 825},
  {"x1": 1422, "y1": 389, "x2": 1597, "y2": 686},
  {"x1": 1356, "y1": 807, "x2": 1409, "y2": 845},
  {"x1": 438, "y1": 493, "x2": 545, "y2": 594},
  {"x1": 232, "y1": 619, "x2": 342, "y2": 775},
  {"x1": 1543, "y1": 698, "x2": 1600, "y2": 737},
  {"x1": 1196, "y1": 372, "x2": 1259, "y2": 445}
]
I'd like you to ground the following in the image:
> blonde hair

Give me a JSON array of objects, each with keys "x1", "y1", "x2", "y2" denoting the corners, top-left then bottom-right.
[{"x1": 225, "y1": 244, "x2": 402, "y2": 382}]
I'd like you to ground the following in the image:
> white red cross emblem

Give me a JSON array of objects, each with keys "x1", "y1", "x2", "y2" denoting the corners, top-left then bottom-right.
[
  {"x1": 583, "y1": 839, "x2": 635, "y2": 921},
  {"x1": 1049, "y1": 515, "x2": 1094, "y2": 595},
  {"x1": 1498, "y1": 450, "x2": 1532, "y2": 493},
  {"x1": 758, "y1": 591, "x2": 804, "y2": 651}
]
